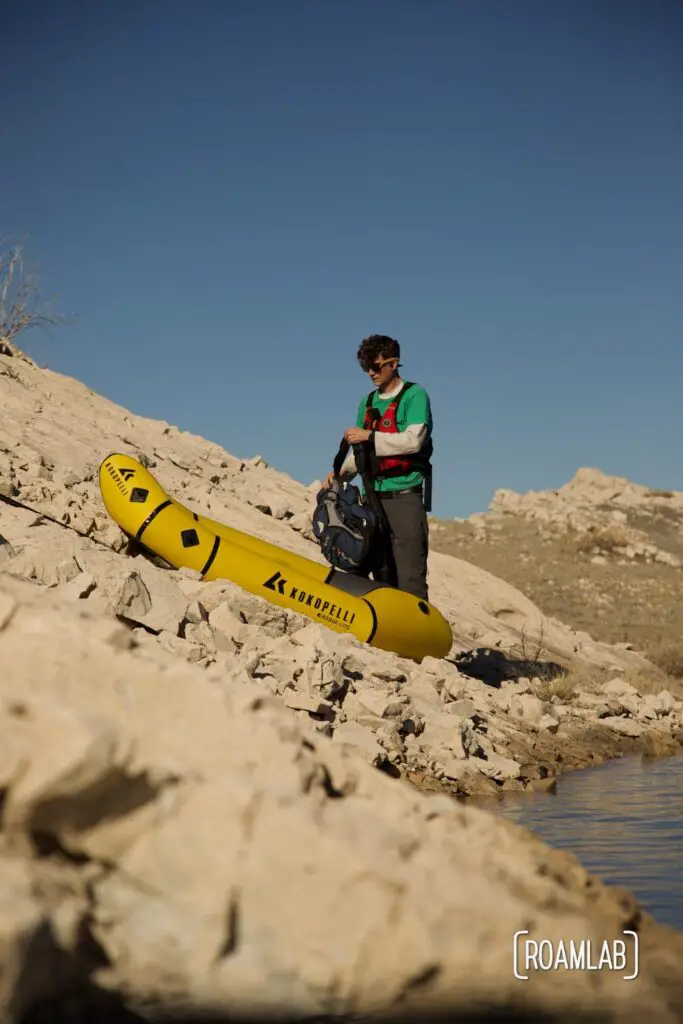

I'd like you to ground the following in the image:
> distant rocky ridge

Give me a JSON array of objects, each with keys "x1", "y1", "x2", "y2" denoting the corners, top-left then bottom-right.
[
  {"x1": 2, "y1": 340, "x2": 683, "y2": 1022},
  {"x1": 451, "y1": 468, "x2": 683, "y2": 569}
]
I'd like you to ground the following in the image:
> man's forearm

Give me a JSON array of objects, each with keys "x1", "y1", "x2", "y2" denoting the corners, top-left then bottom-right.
[
  {"x1": 372, "y1": 423, "x2": 427, "y2": 456},
  {"x1": 335, "y1": 423, "x2": 427, "y2": 478}
]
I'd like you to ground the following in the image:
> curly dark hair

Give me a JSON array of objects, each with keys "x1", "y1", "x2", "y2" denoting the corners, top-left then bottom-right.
[{"x1": 357, "y1": 334, "x2": 401, "y2": 369}]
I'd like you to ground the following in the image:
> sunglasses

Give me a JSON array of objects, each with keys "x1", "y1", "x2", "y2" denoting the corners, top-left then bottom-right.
[{"x1": 362, "y1": 358, "x2": 397, "y2": 374}]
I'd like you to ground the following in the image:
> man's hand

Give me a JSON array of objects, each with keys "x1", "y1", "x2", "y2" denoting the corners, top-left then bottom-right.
[
  {"x1": 321, "y1": 428, "x2": 371, "y2": 489},
  {"x1": 344, "y1": 427, "x2": 372, "y2": 444}
]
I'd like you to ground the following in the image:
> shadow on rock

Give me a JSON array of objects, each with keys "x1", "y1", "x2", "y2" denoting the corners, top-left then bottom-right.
[
  {"x1": 20, "y1": 998, "x2": 622, "y2": 1024},
  {"x1": 15, "y1": 950, "x2": 617, "y2": 1024},
  {"x1": 450, "y1": 648, "x2": 566, "y2": 688}
]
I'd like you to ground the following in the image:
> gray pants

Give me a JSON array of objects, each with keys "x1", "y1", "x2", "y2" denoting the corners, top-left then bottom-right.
[{"x1": 368, "y1": 491, "x2": 429, "y2": 601}]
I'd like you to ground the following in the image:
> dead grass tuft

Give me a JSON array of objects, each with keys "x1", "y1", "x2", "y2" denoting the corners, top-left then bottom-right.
[
  {"x1": 535, "y1": 667, "x2": 602, "y2": 702},
  {"x1": 535, "y1": 674, "x2": 579, "y2": 702}
]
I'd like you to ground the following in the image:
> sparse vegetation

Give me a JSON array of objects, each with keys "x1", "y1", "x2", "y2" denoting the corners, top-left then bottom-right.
[
  {"x1": 573, "y1": 523, "x2": 633, "y2": 555},
  {"x1": 534, "y1": 663, "x2": 676, "y2": 701},
  {"x1": 0, "y1": 362, "x2": 25, "y2": 383},
  {"x1": 0, "y1": 237, "x2": 72, "y2": 347},
  {"x1": 645, "y1": 639, "x2": 683, "y2": 680}
]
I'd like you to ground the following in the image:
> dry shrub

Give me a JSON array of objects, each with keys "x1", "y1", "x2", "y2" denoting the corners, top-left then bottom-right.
[
  {"x1": 506, "y1": 623, "x2": 547, "y2": 664},
  {"x1": 574, "y1": 523, "x2": 634, "y2": 555},
  {"x1": 0, "y1": 237, "x2": 72, "y2": 344}
]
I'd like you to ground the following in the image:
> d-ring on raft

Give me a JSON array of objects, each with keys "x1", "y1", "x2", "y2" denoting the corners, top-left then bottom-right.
[{"x1": 98, "y1": 454, "x2": 453, "y2": 661}]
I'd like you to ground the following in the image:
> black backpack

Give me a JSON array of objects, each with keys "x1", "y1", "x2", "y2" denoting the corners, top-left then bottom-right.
[{"x1": 311, "y1": 478, "x2": 379, "y2": 572}]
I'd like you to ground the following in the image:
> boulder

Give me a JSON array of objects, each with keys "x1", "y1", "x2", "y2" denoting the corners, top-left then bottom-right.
[
  {"x1": 508, "y1": 693, "x2": 546, "y2": 727},
  {"x1": 474, "y1": 752, "x2": 521, "y2": 781},
  {"x1": 647, "y1": 690, "x2": 678, "y2": 716},
  {"x1": 600, "y1": 678, "x2": 640, "y2": 699},
  {"x1": 444, "y1": 697, "x2": 478, "y2": 719},
  {"x1": 600, "y1": 717, "x2": 644, "y2": 738}
]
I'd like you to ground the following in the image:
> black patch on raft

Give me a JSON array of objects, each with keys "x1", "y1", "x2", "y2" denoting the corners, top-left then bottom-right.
[
  {"x1": 129, "y1": 487, "x2": 149, "y2": 503},
  {"x1": 181, "y1": 528, "x2": 200, "y2": 548}
]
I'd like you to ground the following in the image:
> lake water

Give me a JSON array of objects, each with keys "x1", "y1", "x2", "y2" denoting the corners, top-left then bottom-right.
[{"x1": 495, "y1": 754, "x2": 683, "y2": 929}]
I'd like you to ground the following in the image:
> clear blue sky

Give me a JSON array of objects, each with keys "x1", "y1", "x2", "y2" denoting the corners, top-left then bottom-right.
[{"x1": 3, "y1": 1, "x2": 681, "y2": 518}]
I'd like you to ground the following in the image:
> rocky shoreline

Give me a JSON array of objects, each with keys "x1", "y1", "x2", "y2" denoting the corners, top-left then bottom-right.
[
  {"x1": 2, "y1": 345, "x2": 683, "y2": 1022},
  {"x1": 401, "y1": 668, "x2": 683, "y2": 803}
]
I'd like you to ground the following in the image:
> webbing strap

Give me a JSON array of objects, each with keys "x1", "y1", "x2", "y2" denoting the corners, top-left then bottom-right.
[
  {"x1": 423, "y1": 465, "x2": 433, "y2": 513},
  {"x1": 332, "y1": 438, "x2": 350, "y2": 477}
]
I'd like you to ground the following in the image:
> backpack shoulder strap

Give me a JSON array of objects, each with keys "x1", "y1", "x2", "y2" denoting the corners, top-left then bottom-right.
[
  {"x1": 365, "y1": 389, "x2": 381, "y2": 429},
  {"x1": 393, "y1": 381, "x2": 413, "y2": 409}
]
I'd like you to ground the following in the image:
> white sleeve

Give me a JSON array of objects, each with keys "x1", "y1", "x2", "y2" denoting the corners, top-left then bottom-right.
[{"x1": 373, "y1": 423, "x2": 427, "y2": 456}]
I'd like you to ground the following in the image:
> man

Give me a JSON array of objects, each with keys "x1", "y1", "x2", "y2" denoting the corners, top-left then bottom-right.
[{"x1": 323, "y1": 334, "x2": 433, "y2": 601}]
